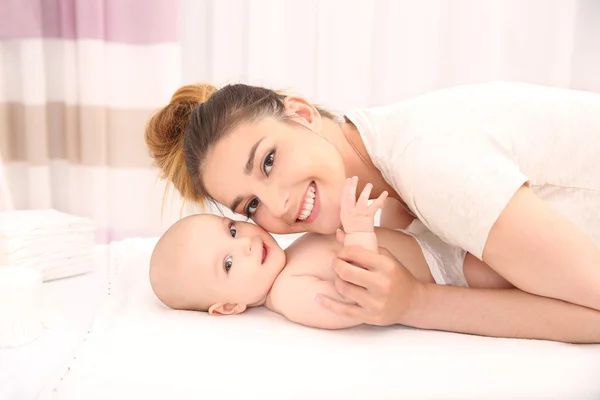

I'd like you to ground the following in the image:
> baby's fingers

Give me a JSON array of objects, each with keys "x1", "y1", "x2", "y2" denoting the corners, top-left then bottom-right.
[
  {"x1": 341, "y1": 177, "x2": 358, "y2": 213},
  {"x1": 357, "y1": 182, "x2": 373, "y2": 208},
  {"x1": 335, "y1": 229, "x2": 346, "y2": 245},
  {"x1": 369, "y1": 190, "x2": 389, "y2": 212}
]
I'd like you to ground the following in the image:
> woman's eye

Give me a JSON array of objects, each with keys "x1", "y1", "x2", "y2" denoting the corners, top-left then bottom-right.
[
  {"x1": 228, "y1": 223, "x2": 237, "y2": 237},
  {"x1": 224, "y1": 256, "x2": 233, "y2": 273},
  {"x1": 263, "y1": 150, "x2": 275, "y2": 175},
  {"x1": 245, "y1": 198, "x2": 259, "y2": 217}
]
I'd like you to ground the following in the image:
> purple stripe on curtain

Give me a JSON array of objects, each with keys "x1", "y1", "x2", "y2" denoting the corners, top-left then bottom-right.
[{"x1": 0, "y1": 0, "x2": 178, "y2": 44}]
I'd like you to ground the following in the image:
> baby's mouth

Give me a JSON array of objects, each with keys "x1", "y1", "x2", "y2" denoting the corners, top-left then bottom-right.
[{"x1": 261, "y1": 243, "x2": 268, "y2": 265}]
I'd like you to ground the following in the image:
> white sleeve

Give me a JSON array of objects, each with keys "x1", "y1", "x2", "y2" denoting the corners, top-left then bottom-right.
[{"x1": 393, "y1": 134, "x2": 529, "y2": 260}]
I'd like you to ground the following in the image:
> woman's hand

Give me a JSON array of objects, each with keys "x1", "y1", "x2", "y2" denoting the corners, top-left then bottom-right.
[
  {"x1": 323, "y1": 235, "x2": 600, "y2": 343},
  {"x1": 314, "y1": 244, "x2": 426, "y2": 326}
]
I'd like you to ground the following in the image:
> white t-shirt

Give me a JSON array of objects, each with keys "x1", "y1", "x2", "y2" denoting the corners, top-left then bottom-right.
[
  {"x1": 400, "y1": 219, "x2": 468, "y2": 287},
  {"x1": 345, "y1": 81, "x2": 600, "y2": 259}
]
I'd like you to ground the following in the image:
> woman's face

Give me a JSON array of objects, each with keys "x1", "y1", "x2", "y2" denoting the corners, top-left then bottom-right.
[{"x1": 202, "y1": 106, "x2": 347, "y2": 235}]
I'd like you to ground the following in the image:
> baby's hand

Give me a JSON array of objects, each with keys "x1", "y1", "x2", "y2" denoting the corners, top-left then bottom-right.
[{"x1": 340, "y1": 176, "x2": 388, "y2": 234}]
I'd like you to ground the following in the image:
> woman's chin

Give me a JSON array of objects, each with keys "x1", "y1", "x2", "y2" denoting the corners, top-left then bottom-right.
[{"x1": 311, "y1": 216, "x2": 341, "y2": 235}]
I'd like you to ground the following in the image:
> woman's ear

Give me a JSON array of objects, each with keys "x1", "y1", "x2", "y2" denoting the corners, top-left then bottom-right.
[
  {"x1": 208, "y1": 302, "x2": 247, "y2": 316},
  {"x1": 282, "y1": 96, "x2": 322, "y2": 131}
]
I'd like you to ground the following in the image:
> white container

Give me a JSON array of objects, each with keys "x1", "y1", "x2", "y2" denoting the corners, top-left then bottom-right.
[{"x1": 0, "y1": 266, "x2": 44, "y2": 348}]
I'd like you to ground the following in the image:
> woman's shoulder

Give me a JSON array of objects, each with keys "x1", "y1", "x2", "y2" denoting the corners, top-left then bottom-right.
[{"x1": 344, "y1": 82, "x2": 520, "y2": 164}]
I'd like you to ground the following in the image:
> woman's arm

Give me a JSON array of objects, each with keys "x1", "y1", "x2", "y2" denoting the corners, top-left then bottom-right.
[
  {"x1": 463, "y1": 253, "x2": 514, "y2": 289},
  {"x1": 411, "y1": 283, "x2": 600, "y2": 343},
  {"x1": 316, "y1": 245, "x2": 600, "y2": 343},
  {"x1": 484, "y1": 186, "x2": 600, "y2": 312},
  {"x1": 394, "y1": 133, "x2": 600, "y2": 313}
]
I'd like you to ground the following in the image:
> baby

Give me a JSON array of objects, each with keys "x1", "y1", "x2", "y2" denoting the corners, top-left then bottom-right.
[{"x1": 150, "y1": 177, "x2": 512, "y2": 329}]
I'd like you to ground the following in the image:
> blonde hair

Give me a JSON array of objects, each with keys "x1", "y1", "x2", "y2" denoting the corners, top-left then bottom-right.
[{"x1": 145, "y1": 84, "x2": 217, "y2": 211}]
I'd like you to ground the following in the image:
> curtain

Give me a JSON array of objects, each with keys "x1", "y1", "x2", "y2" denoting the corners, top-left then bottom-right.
[
  {"x1": 2, "y1": 0, "x2": 599, "y2": 242},
  {"x1": 0, "y1": 0, "x2": 187, "y2": 242},
  {"x1": 180, "y1": 0, "x2": 600, "y2": 108}
]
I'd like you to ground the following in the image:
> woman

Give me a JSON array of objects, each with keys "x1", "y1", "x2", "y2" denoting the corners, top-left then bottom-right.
[{"x1": 145, "y1": 82, "x2": 600, "y2": 342}]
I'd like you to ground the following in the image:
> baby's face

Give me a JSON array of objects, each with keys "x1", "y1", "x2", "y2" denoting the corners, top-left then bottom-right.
[{"x1": 174, "y1": 214, "x2": 286, "y2": 314}]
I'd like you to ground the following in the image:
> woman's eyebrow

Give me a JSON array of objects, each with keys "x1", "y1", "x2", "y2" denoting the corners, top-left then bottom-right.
[
  {"x1": 230, "y1": 196, "x2": 243, "y2": 213},
  {"x1": 244, "y1": 137, "x2": 265, "y2": 175}
]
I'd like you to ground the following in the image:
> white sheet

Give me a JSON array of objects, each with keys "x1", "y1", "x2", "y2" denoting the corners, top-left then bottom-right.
[{"x1": 44, "y1": 237, "x2": 600, "y2": 400}]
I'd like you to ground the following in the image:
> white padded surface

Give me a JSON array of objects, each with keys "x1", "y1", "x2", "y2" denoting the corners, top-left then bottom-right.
[
  {"x1": 0, "y1": 266, "x2": 43, "y2": 348},
  {"x1": 46, "y1": 237, "x2": 600, "y2": 400}
]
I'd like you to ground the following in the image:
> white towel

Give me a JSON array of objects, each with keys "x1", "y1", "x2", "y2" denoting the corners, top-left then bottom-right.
[{"x1": 0, "y1": 210, "x2": 97, "y2": 281}]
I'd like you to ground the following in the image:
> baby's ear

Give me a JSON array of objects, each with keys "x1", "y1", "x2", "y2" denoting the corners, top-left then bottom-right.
[{"x1": 208, "y1": 303, "x2": 247, "y2": 316}]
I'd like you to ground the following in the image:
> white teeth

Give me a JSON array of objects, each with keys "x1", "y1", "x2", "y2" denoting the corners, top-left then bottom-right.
[{"x1": 297, "y1": 184, "x2": 316, "y2": 221}]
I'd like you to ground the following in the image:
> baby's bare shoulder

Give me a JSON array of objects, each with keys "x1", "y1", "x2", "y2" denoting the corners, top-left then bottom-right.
[
  {"x1": 285, "y1": 233, "x2": 340, "y2": 260},
  {"x1": 280, "y1": 233, "x2": 340, "y2": 280}
]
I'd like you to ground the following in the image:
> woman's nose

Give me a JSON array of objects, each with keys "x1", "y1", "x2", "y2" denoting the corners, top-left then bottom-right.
[{"x1": 261, "y1": 185, "x2": 290, "y2": 219}]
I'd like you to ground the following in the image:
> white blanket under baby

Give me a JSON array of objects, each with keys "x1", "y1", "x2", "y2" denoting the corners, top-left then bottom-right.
[{"x1": 43, "y1": 237, "x2": 600, "y2": 400}]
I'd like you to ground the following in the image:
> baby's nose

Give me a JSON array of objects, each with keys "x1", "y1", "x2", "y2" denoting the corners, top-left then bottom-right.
[{"x1": 241, "y1": 237, "x2": 252, "y2": 255}]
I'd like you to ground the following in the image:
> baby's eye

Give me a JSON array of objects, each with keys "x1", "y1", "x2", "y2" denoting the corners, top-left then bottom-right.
[
  {"x1": 224, "y1": 256, "x2": 233, "y2": 273},
  {"x1": 229, "y1": 222, "x2": 237, "y2": 237}
]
